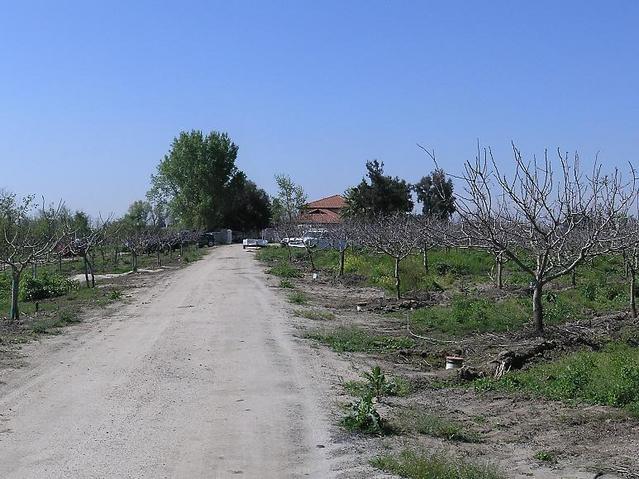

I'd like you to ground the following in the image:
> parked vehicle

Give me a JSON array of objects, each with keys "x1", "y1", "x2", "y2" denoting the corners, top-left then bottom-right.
[
  {"x1": 242, "y1": 238, "x2": 268, "y2": 249},
  {"x1": 197, "y1": 232, "x2": 216, "y2": 247}
]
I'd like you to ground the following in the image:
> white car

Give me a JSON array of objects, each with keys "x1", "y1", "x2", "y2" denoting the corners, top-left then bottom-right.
[{"x1": 243, "y1": 238, "x2": 268, "y2": 249}]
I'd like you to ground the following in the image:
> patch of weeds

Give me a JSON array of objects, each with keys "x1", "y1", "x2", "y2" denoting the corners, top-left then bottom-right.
[
  {"x1": 108, "y1": 289, "x2": 123, "y2": 301},
  {"x1": 294, "y1": 309, "x2": 334, "y2": 320},
  {"x1": 533, "y1": 450, "x2": 557, "y2": 464},
  {"x1": 306, "y1": 327, "x2": 414, "y2": 353},
  {"x1": 278, "y1": 279, "x2": 294, "y2": 288},
  {"x1": 475, "y1": 342, "x2": 639, "y2": 415},
  {"x1": 288, "y1": 291, "x2": 309, "y2": 305},
  {"x1": 30, "y1": 310, "x2": 80, "y2": 334},
  {"x1": 267, "y1": 263, "x2": 303, "y2": 278},
  {"x1": 341, "y1": 393, "x2": 385, "y2": 435},
  {"x1": 371, "y1": 449, "x2": 504, "y2": 479},
  {"x1": 394, "y1": 408, "x2": 481, "y2": 443}
]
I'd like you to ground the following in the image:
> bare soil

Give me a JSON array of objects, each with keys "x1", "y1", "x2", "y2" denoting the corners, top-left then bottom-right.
[{"x1": 278, "y1": 268, "x2": 639, "y2": 479}]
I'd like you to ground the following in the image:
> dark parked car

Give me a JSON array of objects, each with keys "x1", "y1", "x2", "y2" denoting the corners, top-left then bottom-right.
[{"x1": 197, "y1": 232, "x2": 216, "y2": 247}]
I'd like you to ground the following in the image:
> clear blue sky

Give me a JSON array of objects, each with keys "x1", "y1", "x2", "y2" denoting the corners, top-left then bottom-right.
[{"x1": 1, "y1": 1, "x2": 638, "y2": 216}]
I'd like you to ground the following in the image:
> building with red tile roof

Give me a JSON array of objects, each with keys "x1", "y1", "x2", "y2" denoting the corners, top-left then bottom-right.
[{"x1": 298, "y1": 194, "x2": 346, "y2": 225}]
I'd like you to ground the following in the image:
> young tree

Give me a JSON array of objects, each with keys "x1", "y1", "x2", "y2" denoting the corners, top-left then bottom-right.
[
  {"x1": 354, "y1": 213, "x2": 422, "y2": 300},
  {"x1": 414, "y1": 168, "x2": 456, "y2": 220},
  {"x1": 271, "y1": 174, "x2": 307, "y2": 224},
  {"x1": 326, "y1": 221, "x2": 354, "y2": 277},
  {"x1": 0, "y1": 192, "x2": 63, "y2": 320},
  {"x1": 67, "y1": 218, "x2": 112, "y2": 288},
  {"x1": 344, "y1": 160, "x2": 413, "y2": 218},
  {"x1": 456, "y1": 144, "x2": 637, "y2": 333}
]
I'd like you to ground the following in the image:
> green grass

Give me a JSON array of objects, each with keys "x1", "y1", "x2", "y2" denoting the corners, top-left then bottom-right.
[
  {"x1": 306, "y1": 326, "x2": 414, "y2": 353},
  {"x1": 475, "y1": 342, "x2": 639, "y2": 415},
  {"x1": 267, "y1": 262, "x2": 303, "y2": 278},
  {"x1": 393, "y1": 408, "x2": 481, "y2": 443},
  {"x1": 30, "y1": 311, "x2": 80, "y2": 334},
  {"x1": 278, "y1": 279, "x2": 294, "y2": 288},
  {"x1": 288, "y1": 291, "x2": 309, "y2": 304},
  {"x1": 371, "y1": 449, "x2": 503, "y2": 479},
  {"x1": 294, "y1": 308, "x2": 335, "y2": 320}
]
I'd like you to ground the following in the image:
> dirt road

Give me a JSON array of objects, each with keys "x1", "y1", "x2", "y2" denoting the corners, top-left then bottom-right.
[{"x1": 0, "y1": 246, "x2": 335, "y2": 478}]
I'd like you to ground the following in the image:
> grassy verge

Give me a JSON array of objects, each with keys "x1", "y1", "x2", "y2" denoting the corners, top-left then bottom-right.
[
  {"x1": 371, "y1": 449, "x2": 503, "y2": 479},
  {"x1": 306, "y1": 326, "x2": 414, "y2": 353},
  {"x1": 475, "y1": 342, "x2": 639, "y2": 415}
]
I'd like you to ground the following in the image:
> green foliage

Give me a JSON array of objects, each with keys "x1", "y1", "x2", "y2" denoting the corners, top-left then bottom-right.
[
  {"x1": 306, "y1": 327, "x2": 414, "y2": 352},
  {"x1": 414, "y1": 169, "x2": 456, "y2": 219},
  {"x1": 108, "y1": 289, "x2": 123, "y2": 301},
  {"x1": 341, "y1": 392, "x2": 384, "y2": 434},
  {"x1": 475, "y1": 343, "x2": 639, "y2": 414},
  {"x1": 533, "y1": 451, "x2": 557, "y2": 463},
  {"x1": 150, "y1": 130, "x2": 263, "y2": 230},
  {"x1": 344, "y1": 160, "x2": 413, "y2": 218},
  {"x1": 267, "y1": 262, "x2": 303, "y2": 278},
  {"x1": 371, "y1": 449, "x2": 503, "y2": 479},
  {"x1": 19, "y1": 273, "x2": 76, "y2": 301},
  {"x1": 287, "y1": 291, "x2": 309, "y2": 304},
  {"x1": 271, "y1": 174, "x2": 307, "y2": 223}
]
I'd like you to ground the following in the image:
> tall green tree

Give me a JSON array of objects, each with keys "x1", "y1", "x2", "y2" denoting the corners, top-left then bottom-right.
[
  {"x1": 221, "y1": 174, "x2": 271, "y2": 233},
  {"x1": 150, "y1": 130, "x2": 242, "y2": 230},
  {"x1": 414, "y1": 168, "x2": 456, "y2": 219},
  {"x1": 344, "y1": 160, "x2": 413, "y2": 218}
]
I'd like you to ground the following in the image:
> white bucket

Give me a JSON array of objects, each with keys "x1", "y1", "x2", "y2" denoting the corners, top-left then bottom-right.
[{"x1": 445, "y1": 356, "x2": 464, "y2": 370}]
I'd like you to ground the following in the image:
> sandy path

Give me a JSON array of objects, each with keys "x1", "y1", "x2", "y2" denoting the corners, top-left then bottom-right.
[{"x1": 0, "y1": 245, "x2": 334, "y2": 478}]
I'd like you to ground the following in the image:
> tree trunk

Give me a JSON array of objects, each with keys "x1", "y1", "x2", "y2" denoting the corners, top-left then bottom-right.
[
  {"x1": 58, "y1": 253, "x2": 63, "y2": 273},
  {"x1": 83, "y1": 256, "x2": 90, "y2": 288},
  {"x1": 87, "y1": 255, "x2": 95, "y2": 288},
  {"x1": 496, "y1": 256, "x2": 503, "y2": 289},
  {"x1": 32, "y1": 261, "x2": 37, "y2": 279},
  {"x1": 156, "y1": 249, "x2": 161, "y2": 267},
  {"x1": 630, "y1": 270, "x2": 637, "y2": 319},
  {"x1": 132, "y1": 251, "x2": 138, "y2": 272},
  {"x1": 338, "y1": 249, "x2": 345, "y2": 277},
  {"x1": 114, "y1": 248, "x2": 119, "y2": 266},
  {"x1": 180, "y1": 242, "x2": 184, "y2": 258},
  {"x1": 394, "y1": 257, "x2": 401, "y2": 300},
  {"x1": 10, "y1": 268, "x2": 21, "y2": 321},
  {"x1": 571, "y1": 268, "x2": 576, "y2": 287},
  {"x1": 305, "y1": 246, "x2": 315, "y2": 271},
  {"x1": 532, "y1": 281, "x2": 544, "y2": 333},
  {"x1": 422, "y1": 246, "x2": 429, "y2": 273}
]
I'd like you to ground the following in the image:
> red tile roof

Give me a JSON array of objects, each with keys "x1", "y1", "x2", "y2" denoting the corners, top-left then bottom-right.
[
  {"x1": 298, "y1": 208, "x2": 342, "y2": 224},
  {"x1": 305, "y1": 194, "x2": 346, "y2": 210}
]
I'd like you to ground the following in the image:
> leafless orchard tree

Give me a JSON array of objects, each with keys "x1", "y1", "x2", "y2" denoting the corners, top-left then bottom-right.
[
  {"x1": 353, "y1": 213, "x2": 423, "y2": 300},
  {"x1": 0, "y1": 192, "x2": 64, "y2": 320},
  {"x1": 453, "y1": 143, "x2": 638, "y2": 333},
  {"x1": 326, "y1": 221, "x2": 355, "y2": 277},
  {"x1": 67, "y1": 218, "x2": 112, "y2": 288}
]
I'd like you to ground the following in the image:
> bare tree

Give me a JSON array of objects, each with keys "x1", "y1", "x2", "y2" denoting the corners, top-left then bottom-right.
[
  {"x1": 353, "y1": 213, "x2": 422, "y2": 300},
  {"x1": 454, "y1": 143, "x2": 637, "y2": 333},
  {"x1": 326, "y1": 221, "x2": 355, "y2": 277},
  {"x1": 0, "y1": 193, "x2": 64, "y2": 320},
  {"x1": 67, "y1": 218, "x2": 112, "y2": 288}
]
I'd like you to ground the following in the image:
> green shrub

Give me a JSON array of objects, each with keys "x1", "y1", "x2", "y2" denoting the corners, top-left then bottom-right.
[
  {"x1": 476, "y1": 342, "x2": 639, "y2": 414},
  {"x1": 20, "y1": 273, "x2": 76, "y2": 301},
  {"x1": 279, "y1": 279, "x2": 294, "y2": 288},
  {"x1": 342, "y1": 393, "x2": 384, "y2": 434}
]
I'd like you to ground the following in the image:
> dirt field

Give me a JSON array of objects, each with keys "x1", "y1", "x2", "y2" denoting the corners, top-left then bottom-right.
[
  {"x1": 0, "y1": 246, "x2": 354, "y2": 478},
  {"x1": 276, "y1": 265, "x2": 639, "y2": 479}
]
